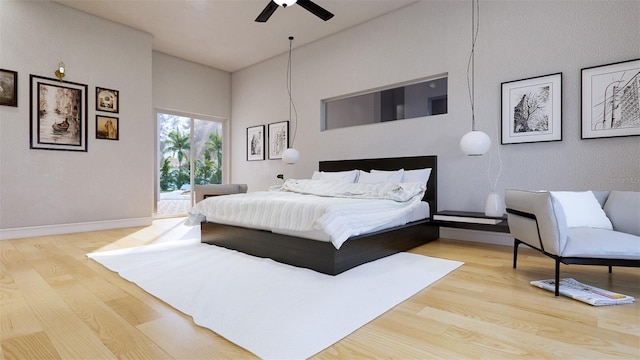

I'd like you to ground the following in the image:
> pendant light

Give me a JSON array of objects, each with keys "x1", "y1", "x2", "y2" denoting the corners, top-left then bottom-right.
[
  {"x1": 460, "y1": 0, "x2": 490, "y2": 156},
  {"x1": 282, "y1": 36, "x2": 300, "y2": 164}
]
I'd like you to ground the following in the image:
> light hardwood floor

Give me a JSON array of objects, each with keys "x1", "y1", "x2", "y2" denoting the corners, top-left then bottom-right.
[{"x1": 2, "y1": 218, "x2": 639, "y2": 359}]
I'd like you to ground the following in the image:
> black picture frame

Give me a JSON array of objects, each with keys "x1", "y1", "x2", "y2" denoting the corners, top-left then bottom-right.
[
  {"x1": 96, "y1": 115, "x2": 119, "y2": 140},
  {"x1": 247, "y1": 125, "x2": 265, "y2": 161},
  {"x1": 0, "y1": 68, "x2": 18, "y2": 107},
  {"x1": 581, "y1": 58, "x2": 640, "y2": 139},
  {"x1": 96, "y1": 86, "x2": 119, "y2": 113},
  {"x1": 30, "y1": 75, "x2": 88, "y2": 152},
  {"x1": 501, "y1": 73, "x2": 562, "y2": 144},
  {"x1": 268, "y1": 120, "x2": 289, "y2": 160}
]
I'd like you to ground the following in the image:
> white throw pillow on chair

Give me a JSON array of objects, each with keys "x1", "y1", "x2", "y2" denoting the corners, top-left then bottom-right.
[{"x1": 550, "y1": 191, "x2": 613, "y2": 230}]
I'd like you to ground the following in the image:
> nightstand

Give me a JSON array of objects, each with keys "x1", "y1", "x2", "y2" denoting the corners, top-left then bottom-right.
[{"x1": 428, "y1": 210, "x2": 510, "y2": 233}]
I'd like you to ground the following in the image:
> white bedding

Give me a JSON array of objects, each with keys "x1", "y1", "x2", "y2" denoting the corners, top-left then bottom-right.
[
  {"x1": 187, "y1": 180, "x2": 428, "y2": 249},
  {"x1": 272, "y1": 201, "x2": 430, "y2": 242}
]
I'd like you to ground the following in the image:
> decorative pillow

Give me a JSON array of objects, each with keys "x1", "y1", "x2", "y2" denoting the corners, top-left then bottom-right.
[
  {"x1": 603, "y1": 191, "x2": 640, "y2": 236},
  {"x1": 402, "y1": 168, "x2": 432, "y2": 184},
  {"x1": 550, "y1": 191, "x2": 613, "y2": 230},
  {"x1": 311, "y1": 170, "x2": 359, "y2": 183},
  {"x1": 359, "y1": 169, "x2": 404, "y2": 183}
]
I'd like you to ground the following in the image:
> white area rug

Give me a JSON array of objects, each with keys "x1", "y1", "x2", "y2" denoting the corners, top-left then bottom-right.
[{"x1": 88, "y1": 240, "x2": 462, "y2": 359}]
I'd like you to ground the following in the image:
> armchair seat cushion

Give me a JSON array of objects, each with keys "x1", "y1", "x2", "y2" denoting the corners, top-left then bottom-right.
[{"x1": 563, "y1": 228, "x2": 640, "y2": 259}]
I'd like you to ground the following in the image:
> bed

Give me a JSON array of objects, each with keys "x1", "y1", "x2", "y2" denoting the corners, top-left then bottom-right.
[{"x1": 198, "y1": 155, "x2": 439, "y2": 275}]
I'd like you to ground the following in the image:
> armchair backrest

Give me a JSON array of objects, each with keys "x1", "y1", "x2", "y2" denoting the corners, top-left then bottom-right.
[
  {"x1": 194, "y1": 184, "x2": 248, "y2": 203},
  {"x1": 505, "y1": 189, "x2": 567, "y2": 256},
  {"x1": 603, "y1": 190, "x2": 640, "y2": 236}
]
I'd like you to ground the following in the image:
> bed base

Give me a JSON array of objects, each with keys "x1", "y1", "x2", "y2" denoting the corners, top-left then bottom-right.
[
  {"x1": 201, "y1": 220, "x2": 439, "y2": 275},
  {"x1": 200, "y1": 155, "x2": 438, "y2": 275}
]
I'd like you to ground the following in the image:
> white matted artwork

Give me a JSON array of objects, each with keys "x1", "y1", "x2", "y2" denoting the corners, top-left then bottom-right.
[
  {"x1": 246, "y1": 125, "x2": 264, "y2": 161},
  {"x1": 581, "y1": 58, "x2": 640, "y2": 139},
  {"x1": 501, "y1": 73, "x2": 562, "y2": 144},
  {"x1": 268, "y1": 121, "x2": 289, "y2": 160},
  {"x1": 96, "y1": 87, "x2": 119, "y2": 113},
  {"x1": 30, "y1": 74, "x2": 88, "y2": 152}
]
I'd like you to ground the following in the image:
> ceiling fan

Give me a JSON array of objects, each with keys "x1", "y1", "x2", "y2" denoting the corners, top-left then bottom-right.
[{"x1": 255, "y1": 0, "x2": 334, "y2": 23}]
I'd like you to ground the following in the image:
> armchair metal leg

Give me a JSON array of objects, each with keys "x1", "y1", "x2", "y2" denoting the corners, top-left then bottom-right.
[
  {"x1": 513, "y1": 239, "x2": 521, "y2": 269},
  {"x1": 609, "y1": 266, "x2": 612, "y2": 273},
  {"x1": 555, "y1": 259, "x2": 561, "y2": 296}
]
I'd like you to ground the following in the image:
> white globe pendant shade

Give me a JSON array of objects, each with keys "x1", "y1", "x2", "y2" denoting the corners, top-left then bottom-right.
[
  {"x1": 274, "y1": 0, "x2": 297, "y2": 6},
  {"x1": 460, "y1": 130, "x2": 491, "y2": 156},
  {"x1": 282, "y1": 148, "x2": 300, "y2": 164}
]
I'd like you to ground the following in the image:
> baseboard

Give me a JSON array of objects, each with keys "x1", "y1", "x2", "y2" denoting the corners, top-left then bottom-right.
[
  {"x1": 0, "y1": 217, "x2": 153, "y2": 240},
  {"x1": 439, "y1": 227, "x2": 514, "y2": 247},
  {"x1": 2, "y1": 220, "x2": 514, "y2": 244}
]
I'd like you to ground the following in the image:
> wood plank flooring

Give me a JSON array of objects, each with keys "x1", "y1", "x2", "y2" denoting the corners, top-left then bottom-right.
[{"x1": 1, "y1": 218, "x2": 639, "y2": 359}]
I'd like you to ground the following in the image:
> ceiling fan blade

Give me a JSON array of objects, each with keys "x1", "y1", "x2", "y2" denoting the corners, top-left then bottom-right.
[
  {"x1": 296, "y1": 0, "x2": 334, "y2": 21},
  {"x1": 255, "y1": 1, "x2": 279, "y2": 22}
]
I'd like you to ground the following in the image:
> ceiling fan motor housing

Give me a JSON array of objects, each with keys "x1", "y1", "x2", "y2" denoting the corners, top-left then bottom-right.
[{"x1": 256, "y1": 0, "x2": 334, "y2": 22}]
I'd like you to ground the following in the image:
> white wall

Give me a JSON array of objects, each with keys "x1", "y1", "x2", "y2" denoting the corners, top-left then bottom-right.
[
  {"x1": 1, "y1": 0, "x2": 637, "y2": 239},
  {"x1": 231, "y1": 0, "x2": 640, "y2": 209},
  {"x1": 0, "y1": 1, "x2": 153, "y2": 237},
  {"x1": 152, "y1": 52, "x2": 231, "y2": 119}
]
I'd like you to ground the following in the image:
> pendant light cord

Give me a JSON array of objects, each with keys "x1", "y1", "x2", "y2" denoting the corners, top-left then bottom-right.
[
  {"x1": 287, "y1": 36, "x2": 298, "y2": 147},
  {"x1": 465, "y1": 0, "x2": 502, "y2": 192},
  {"x1": 466, "y1": 0, "x2": 479, "y2": 131}
]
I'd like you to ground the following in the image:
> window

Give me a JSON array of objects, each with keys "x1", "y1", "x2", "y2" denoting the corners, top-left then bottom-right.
[
  {"x1": 322, "y1": 75, "x2": 447, "y2": 131},
  {"x1": 156, "y1": 110, "x2": 226, "y2": 217}
]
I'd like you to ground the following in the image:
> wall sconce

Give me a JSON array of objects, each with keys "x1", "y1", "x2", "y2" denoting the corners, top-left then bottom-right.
[{"x1": 54, "y1": 62, "x2": 65, "y2": 81}]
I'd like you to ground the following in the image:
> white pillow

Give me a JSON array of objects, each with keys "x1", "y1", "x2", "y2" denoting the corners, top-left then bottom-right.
[
  {"x1": 311, "y1": 170, "x2": 358, "y2": 183},
  {"x1": 550, "y1": 191, "x2": 613, "y2": 230},
  {"x1": 360, "y1": 169, "x2": 404, "y2": 183},
  {"x1": 402, "y1": 168, "x2": 432, "y2": 184}
]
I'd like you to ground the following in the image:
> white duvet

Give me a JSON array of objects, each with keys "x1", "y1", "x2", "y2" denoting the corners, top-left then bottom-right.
[{"x1": 187, "y1": 180, "x2": 427, "y2": 249}]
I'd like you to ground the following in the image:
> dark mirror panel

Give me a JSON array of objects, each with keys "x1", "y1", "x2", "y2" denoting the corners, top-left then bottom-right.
[{"x1": 322, "y1": 76, "x2": 447, "y2": 131}]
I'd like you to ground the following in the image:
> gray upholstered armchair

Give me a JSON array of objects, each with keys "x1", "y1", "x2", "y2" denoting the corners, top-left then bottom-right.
[
  {"x1": 194, "y1": 184, "x2": 248, "y2": 203},
  {"x1": 505, "y1": 189, "x2": 640, "y2": 296}
]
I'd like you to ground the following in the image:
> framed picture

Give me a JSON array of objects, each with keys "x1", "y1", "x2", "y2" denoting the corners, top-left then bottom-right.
[
  {"x1": 30, "y1": 75, "x2": 88, "y2": 152},
  {"x1": 96, "y1": 87, "x2": 119, "y2": 113},
  {"x1": 581, "y1": 58, "x2": 640, "y2": 139},
  {"x1": 268, "y1": 121, "x2": 289, "y2": 160},
  {"x1": 96, "y1": 115, "x2": 119, "y2": 140},
  {"x1": 0, "y1": 69, "x2": 18, "y2": 107},
  {"x1": 501, "y1": 73, "x2": 562, "y2": 144},
  {"x1": 247, "y1": 125, "x2": 265, "y2": 161}
]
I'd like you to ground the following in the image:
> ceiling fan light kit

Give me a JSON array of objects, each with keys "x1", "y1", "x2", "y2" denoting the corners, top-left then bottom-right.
[
  {"x1": 255, "y1": 0, "x2": 334, "y2": 23},
  {"x1": 274, "y1": 0, "x2": 297, "y2": 6}
]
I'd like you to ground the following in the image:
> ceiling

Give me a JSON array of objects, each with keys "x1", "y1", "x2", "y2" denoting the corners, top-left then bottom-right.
[{"x1": 55, "y1": 0, "x2": 417, "y2": 73}]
